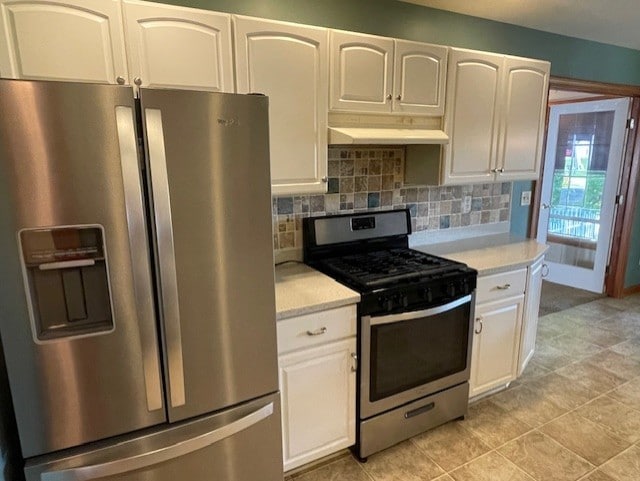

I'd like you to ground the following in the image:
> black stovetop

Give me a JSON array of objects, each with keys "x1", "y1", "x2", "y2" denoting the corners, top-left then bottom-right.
[{"x1": 313, "y1": 248, "x2": 465, "y2": 290}]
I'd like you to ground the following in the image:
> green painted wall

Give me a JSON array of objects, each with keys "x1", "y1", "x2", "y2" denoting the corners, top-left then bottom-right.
[
  {"x1": 158, "y1": 0, "x2": 640, "y2": 286},
  {"x1": 625, "y1": 189, "x2": 640, "y2": 287},
  {"x1": 510, "y1": 181, "x2": 534, "y2": 238},
  {"x1": 160, "y1": 0, "x2": 640, "y2": 84}
]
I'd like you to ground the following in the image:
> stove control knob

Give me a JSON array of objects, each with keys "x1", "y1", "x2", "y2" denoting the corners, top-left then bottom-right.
[
  {"x1": 423, "y1": 288, "x2": 433, "y2": 303},
  {"x1": 379, "y1": 296, "x2": 394, "y2": 312},
  {"x1": 398, "y1": 293, "x2": 409, "y2": 308},
  {"x1": 447, "y1": 283, "x2": 456, "y2": 297}
]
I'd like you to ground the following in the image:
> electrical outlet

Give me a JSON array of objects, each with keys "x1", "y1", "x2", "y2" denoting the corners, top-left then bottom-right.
[
  {"x1": 462, "y1": 195, "x2": 472, "y2": 214},
  {"x1": 520, "y1": 191, "x2": 531, "y2": 206}
]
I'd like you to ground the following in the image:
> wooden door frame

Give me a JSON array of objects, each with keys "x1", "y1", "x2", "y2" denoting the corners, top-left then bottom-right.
[{"x1": 532, "y1": 76, "x2": 640, "y2": 297}]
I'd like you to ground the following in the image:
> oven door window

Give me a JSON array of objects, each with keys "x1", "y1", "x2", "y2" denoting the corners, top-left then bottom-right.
[{"x1": 370, "y1": 301, "x2": 470, "y2": 402}]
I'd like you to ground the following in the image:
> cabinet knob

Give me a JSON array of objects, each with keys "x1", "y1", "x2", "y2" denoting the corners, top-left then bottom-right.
[
  {"x1": 474, "y1": 317, "x2": 483, "y2": 335},
  {"x1": 496, "y1": 283, "x2": 511, "y2": 290},
  {"x1": 134, "y1": 77, "x2": 142, "y2": 86},
  {"x1": 542, "y1": 203, "x2": 550, "y2": 210},
  {"x1": 386, "y1": 94, "x2": 392, "y2": 101},
  {"x1": 116, "y1": 76, "x2": 125, "y2": 85},
  {"x1": 321, "y1": 176, "x2": 328, "y2": 183},
  {"x1": 498, "y1": 168, "x2": 505, "y2": 173},
  {"x1": 396, "y1": 94, "x2": 402, "y2": 101},
  {"x1": 351, "y1": 352, "x2": 358, "y2": 372}
]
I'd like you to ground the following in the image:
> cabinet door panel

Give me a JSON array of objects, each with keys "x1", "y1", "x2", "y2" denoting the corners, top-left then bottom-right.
[
  {"x1": 519, "y1": 258, "x2": 544, "y2": 374},
  {"x1": 499, "y1": 57, "x2": 550, "y2": 180},
  {"x1": 443, "y1": 49, "x2": 503, "y2": 184},
  {"x1": 123, "y1": 1, "x2": 233, "y2": 91},
  {"x1": 330, "y1": 30, "x2": 393, "y2": 112},
  {"x1": 393, "y1": 40, "x2": 447, "y2": 115},
  {"x1": 0, "y1": 0, "x2": 127, "y2": 83},
  {"x1": 471, "y1": 294, "x2": 524, "y2": 397},
  {"x1": 279, "y1": 338, "x2": 356, "y2": 472},
  {"x1": 235, "y1": 16, "x2": 328, "y2": 195}
]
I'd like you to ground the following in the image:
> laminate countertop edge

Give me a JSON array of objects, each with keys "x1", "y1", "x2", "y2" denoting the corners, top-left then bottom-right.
[
  {"x1": 411, "y1": 234, "x2": 549, "y2": 276},
  {"x1": 275, "y1": 262, "x2": 360, "y2": 320}
]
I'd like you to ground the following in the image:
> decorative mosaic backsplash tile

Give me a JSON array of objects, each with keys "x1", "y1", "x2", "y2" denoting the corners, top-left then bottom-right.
[{"x1": 273, "y1": 147, "x2": 511, "y2": 251}]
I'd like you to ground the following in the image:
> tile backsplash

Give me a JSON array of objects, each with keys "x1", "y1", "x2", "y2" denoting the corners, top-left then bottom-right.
[{"x1": 273, "y1": 147, "x2": 511, "y2": 252}]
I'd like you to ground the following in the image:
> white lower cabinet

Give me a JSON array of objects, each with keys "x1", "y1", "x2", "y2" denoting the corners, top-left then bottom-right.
[
  {"x1": 470, "y1": 294, "x2": 524, "y2": 397},
  {"x1": 470, "y1": 268, "x2": 526, "y2": 398},
  {"x1": 277, "y1": 305, "x2": 357, "y2": 472}
]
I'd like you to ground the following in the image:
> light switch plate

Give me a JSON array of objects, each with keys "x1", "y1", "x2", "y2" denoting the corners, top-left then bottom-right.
[{"x1": 521, "y1": 191, "x2": 531, "y2": 206}]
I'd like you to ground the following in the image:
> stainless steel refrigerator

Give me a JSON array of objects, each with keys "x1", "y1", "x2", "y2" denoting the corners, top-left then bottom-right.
[{"x1": 0, "y1": 79, "x2": 282, "y2": 481}]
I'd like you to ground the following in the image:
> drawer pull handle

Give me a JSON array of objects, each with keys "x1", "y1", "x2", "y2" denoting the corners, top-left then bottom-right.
[
  {"x1": 306, "y1": 327, "x2": 327, "y2": 336},
  {"x1": 351, "y1": 352, "x2": 358, "y2": 372},
  {"x1": 474, "y1": 317, "x2": 483, "y2": 334},
  {"x1": 496, "y1": 283, "x2": 511, "y2": 290}
]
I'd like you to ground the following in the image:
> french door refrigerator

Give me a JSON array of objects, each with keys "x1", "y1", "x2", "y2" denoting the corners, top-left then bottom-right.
[{"x1": 0, "y1": 79, "x2": 282, "y2": 481}]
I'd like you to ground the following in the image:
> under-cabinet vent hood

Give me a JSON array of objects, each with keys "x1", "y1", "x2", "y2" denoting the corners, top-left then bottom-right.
[
  {"x1": 328, "y1": 127, "x2": 448, "y2": 145},
  {"x1": 328, "y1": 113, "x2": 448, "y2": 145}
]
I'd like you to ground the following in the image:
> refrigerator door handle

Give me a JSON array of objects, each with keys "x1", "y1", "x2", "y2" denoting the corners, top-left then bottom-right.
[
  {"x1": 40, "y1": 402, "x2": 274, "y2": 481},
  {"x1": 144, "y1": 108, "x2": 186, "y2": 408},
  {"x1": 115, "y1": 106, "x2": 164, "y2": 412}
]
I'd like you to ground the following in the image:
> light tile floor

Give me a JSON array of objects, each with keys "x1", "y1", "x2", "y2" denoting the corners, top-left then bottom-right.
[{"x1": 286, "y1": 293, "x2": 640, "y2": 481}]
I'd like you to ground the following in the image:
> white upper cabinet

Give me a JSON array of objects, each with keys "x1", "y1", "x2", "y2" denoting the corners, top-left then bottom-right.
[
  {"x1": 330, "y1": 30, "x2": 446, "y2": 115},
  {"x1": 122, "y1": 0, "x2": 233, "y2": 91},
  {"x1": 392, "y1": 39, "x2": 447, "y2": 115},
  {"x1": 0, "y1": 0, "x2": 128, "y2": 83},
  {"x1": 234, "y1": 16, "x2": 328, "y2": 195},
  {"x1": 443, "y1": 48, "x2": 550, "y2": 184},
  {"x1": 330, "y1": 30, "x2": 393, "y2": 113},
  {"x1": 498, "y1": 56, "x2": 550, "y2": 180},
  {"x1": 443, "y1": 49, "x2": 503, "y2": 184}
]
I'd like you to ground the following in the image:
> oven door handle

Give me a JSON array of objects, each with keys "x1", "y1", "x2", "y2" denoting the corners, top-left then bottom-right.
[{"x1": 367, "y1": 295, "x2": 472, "y2": 326}]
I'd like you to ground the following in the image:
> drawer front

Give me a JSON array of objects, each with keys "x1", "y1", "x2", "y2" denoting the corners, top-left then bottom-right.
[
  {"x1": 277, "y1": 305, "x2": 357, "y2": 354},
  {"x1": 476, "y1": 268, "x2": 527, "y2": 304}
]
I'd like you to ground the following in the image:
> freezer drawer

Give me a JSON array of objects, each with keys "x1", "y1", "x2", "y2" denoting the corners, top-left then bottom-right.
[{"x1": 25, "y1": 392, "x2": 283, "y2": 481}]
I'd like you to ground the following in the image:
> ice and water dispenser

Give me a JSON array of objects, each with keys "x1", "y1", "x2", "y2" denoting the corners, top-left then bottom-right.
[{"x1": 19, "y1": 226, "x2": 114, "y2": 341}]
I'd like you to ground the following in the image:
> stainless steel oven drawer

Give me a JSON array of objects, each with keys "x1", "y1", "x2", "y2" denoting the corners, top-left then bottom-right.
[{"x1": 358, "y1": 382, "x2": 469, "y2": 459}]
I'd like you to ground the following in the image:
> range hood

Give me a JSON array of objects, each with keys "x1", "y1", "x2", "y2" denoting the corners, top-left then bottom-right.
[
  {"x1": 327, "y1": 113, "x2": 448, "y2": 145},
  {"x1": 328, "y1": 127, "x2": 448, "y2": 145}
]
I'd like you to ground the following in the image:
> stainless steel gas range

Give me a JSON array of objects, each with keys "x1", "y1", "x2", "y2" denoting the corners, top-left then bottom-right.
[{"x1": 303, "y1": 209, "x2": 477, "y2": 460}]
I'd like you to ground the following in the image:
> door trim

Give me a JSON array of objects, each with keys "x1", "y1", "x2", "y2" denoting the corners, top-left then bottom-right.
[{"x1": 532, "y1": 76, "x2": 640, "y2": 297}]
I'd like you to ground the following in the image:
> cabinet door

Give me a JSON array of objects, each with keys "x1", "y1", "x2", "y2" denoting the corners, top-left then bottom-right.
[
  {"x1": 329, "y1": 30, "x2": 394, "y2": 113},
  {"x1": 519, "y1": 258, "x2": 544, "y2": 374},
  {"x1": 392, "y1": 40, "x2": 447, "y2": 115},
  {"x1": 497, "y1": 56, "x2": 550, "y2": 180},
  {"x1": 234, "y1": 16, "x2": 328, "y2": 195},
  {"x1": 470, "y1": 294, "x2": 524, "y2": 397},
  {"x1": 442, "y1": 48, "x2": 503, "y2": 184},
  {"x1": 279, "y1": 338, "x2": 356, "y2": 472},
  {"x1": 122, "y1": 1, "x2": 233, "y2": 91},
  {"x1": 0, "y1": 0, "x2": 127, "y2": 83}
]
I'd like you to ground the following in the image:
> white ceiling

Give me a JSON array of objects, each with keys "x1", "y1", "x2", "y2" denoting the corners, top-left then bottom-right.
[{"x1": 399, "y1": 0, "x2": 640, "y2": 51}]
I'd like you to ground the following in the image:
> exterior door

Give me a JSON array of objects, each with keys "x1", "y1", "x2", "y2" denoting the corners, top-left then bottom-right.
[
  {"x1": 537, "y1": 98, "x2": 631, "y2": 293},
  {"x1": 139, "y1": 88, "x2": 278, "y2": 422},
  {"x1": 0, "y1": 0, "x2": 128, "y2": 83},
  {"x1": 122, "y1": 0, "x2": 233, "y2": 91}
]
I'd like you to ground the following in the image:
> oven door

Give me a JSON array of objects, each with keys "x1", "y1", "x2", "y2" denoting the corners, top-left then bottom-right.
[{"x1": 360, "y1": 294, "x2": 474, "y2": 419}]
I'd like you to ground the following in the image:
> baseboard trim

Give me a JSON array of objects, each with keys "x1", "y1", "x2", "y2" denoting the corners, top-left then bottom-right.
[{"x1": 622, "y1": 285, "x2": 640, "y2": 296}]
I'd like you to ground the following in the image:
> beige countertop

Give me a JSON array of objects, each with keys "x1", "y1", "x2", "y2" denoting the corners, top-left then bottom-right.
[
  {"x1": 412, "y1": 233, "x2": 549, "y2": 276},
  {"x1": 275, "y1": 262, "x2": 360, "y2": 320}
]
